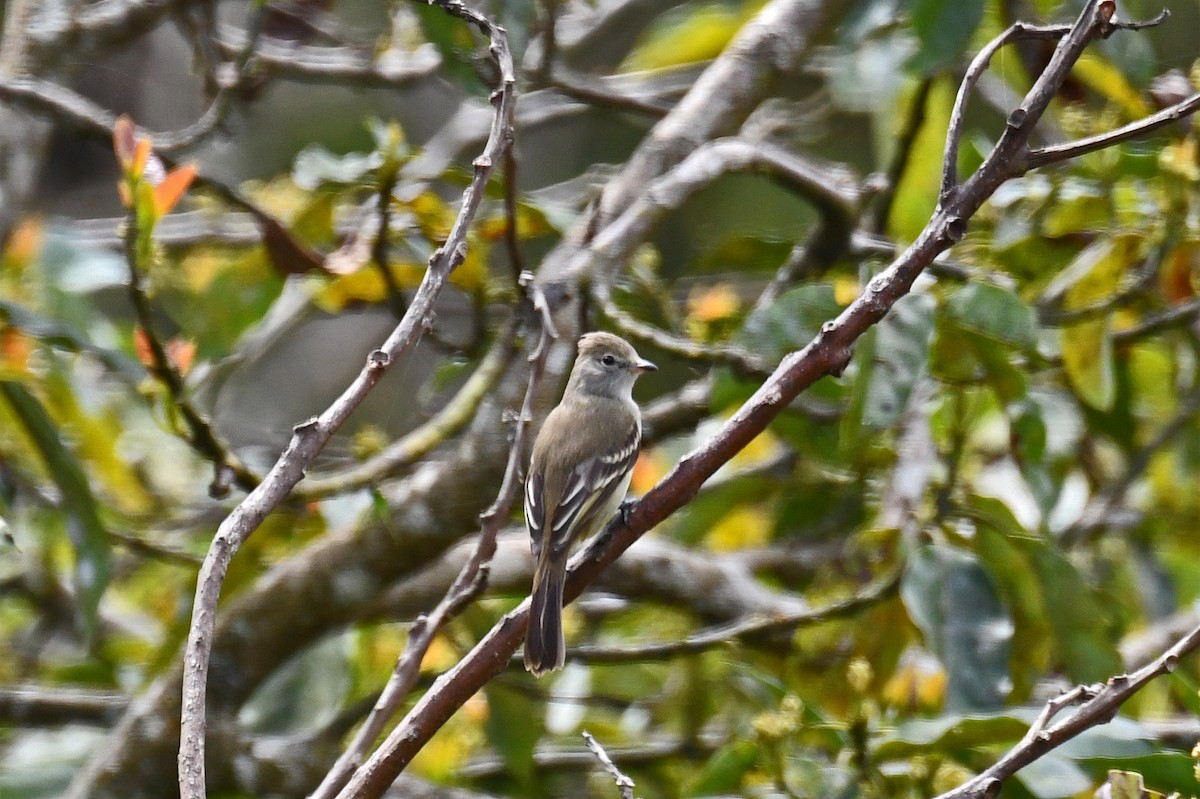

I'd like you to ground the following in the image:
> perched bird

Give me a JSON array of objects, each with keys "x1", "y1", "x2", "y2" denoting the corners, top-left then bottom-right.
[{"x1": 523, "y1": 332, "x2": 656, "y2": 675}]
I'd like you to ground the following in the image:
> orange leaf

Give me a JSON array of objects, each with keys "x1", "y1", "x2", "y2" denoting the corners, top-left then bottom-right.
[
  {"x1": 166, "y1": 338, "x2": 197, "y2": 376},
  {"x1": 116, "y1": 181, "x2": 132, "y2": 208},
  {"x1": 1, "y1": 328, "x2": 32, "y2": 371},
  {"x1": 133, "y1": 326, "x2": 154, "y2": 368},
  {"x1": 1161, "y1": 242, "x2": 1199, "y2": 303},
  {"x1": 113, "y1": 116, "x2": 136, "y2": 167},
  {"x1": 152, "y1": 164, "x2": 196, "y2": 217},
  {"x1": 131, "y1": 138, "x2": 152, "y2": 178},
  {"x1": 688, "y1": 284, "x2": 740, "y2": 322}
]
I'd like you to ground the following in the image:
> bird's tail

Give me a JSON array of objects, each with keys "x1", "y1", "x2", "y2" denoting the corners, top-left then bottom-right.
[{"x1": 524, "y1": 557, "x2": 565, "y2": 676}]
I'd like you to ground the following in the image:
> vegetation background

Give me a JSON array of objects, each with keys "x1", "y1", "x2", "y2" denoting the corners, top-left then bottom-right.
[{"x1": 2, "y1": 0, "x2": 1200, "y2": 798}]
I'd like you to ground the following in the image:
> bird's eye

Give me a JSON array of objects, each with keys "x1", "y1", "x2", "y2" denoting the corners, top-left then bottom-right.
[{"x1": 601, "y1": 354, "x2": 617, "y2": 367}]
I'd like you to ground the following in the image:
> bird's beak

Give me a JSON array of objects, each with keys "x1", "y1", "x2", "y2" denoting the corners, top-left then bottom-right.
[{"x1": 633, "y1": 358, "x2": 657, "y2": 374}]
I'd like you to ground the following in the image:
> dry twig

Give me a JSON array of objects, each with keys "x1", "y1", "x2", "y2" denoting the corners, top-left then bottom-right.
[{"x1": 175, "y1": 2, "x2": 516, "y2": 797}]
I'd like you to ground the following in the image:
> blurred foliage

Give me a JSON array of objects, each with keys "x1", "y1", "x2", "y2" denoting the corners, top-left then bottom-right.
[{"x1": 3, "y1": 0, "x2": 1200, "y2": 798}]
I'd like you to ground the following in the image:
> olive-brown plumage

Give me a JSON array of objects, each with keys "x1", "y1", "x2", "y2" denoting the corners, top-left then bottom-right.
[{"x1": 523, "y1": 332, "x2": 656, "y2": 675}]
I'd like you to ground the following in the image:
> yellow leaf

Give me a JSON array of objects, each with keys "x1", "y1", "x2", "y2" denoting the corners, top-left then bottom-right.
[
  {"x1": 1062, "y1": 318, "x2": 1113, "y2": 410},
  {"x1": 882, "y1": 660, "x2": 946, "y2": 711},
  {"x1": 631, "y1": 450, "x2": 670, "y2": 494},
  {"x1": 621, "y1": 3, "x2": 749, "y2": 72},
  {"x1": 1, "y1": 216, "x2": 43, "y2": 272},
  {"x1": 1159, "y1": 139, "x2": 1200, "y2": 181},
  {"x1": 688, "y1": 284, "x2": 740, "y2": 323},
  {"x1": 834, "y1": 277, "x2": 860, "y2": 306},
  {"x1": 705, "y1": 504, "x2": 773, "y2": 551},
  {"x1": 1073, "y1": 53, "x2": 1151, "y2": 119}
]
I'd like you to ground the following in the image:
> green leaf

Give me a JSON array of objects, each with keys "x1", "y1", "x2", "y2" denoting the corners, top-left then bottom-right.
[
  {"x1": 684, "y1": 740, "x2": 760, "y2": 797},
  {"x1": 484, "y1": 682, "x2": 541, "y2": 787},
  {"x1": 1085, "y1": 756, "x2": 1196, "y2": 797},
  {"x1": 238, "y1": 633, "x2": 351, "y2": 734},
  {"x1": 621, "y1": 3, "x2": 743, "y2": 72},
  {"x1": 875, "y1": 714, "x2": 1029, "y2": 760},
  {"x1": 1014, "y1": 753, "x2": 1093, "y2": 799},
  {"x1": 970, "y1": 496, "x2": 1122, "y2": 683},
  {"x1": 908, "y1": 0, "x2": 987, "y2": 74},
  {"x1": 292, "y1": 145, "x2": 383, "y2": 190},
  {"x1": 714, "y1": 283, "x2": 848, "y2": 410},
  {"x1": 852, "y1": 292, "x2": 936, "y2": 430},
  {"x1": 901, "y1": 544, "x2": 1013, "y2": 711},
  {"x1": 0, "y1": 381, "x2": 110, "y2": 642},
  {"x1": 944, "y1": 283, "x2": 1037, "y2": 349},
  {"x1": 738, "y1": 284, "x2": 843, "y2": 366},
  {"x1": 414, "y1": 2, "x2": 488, "y2": 96}
]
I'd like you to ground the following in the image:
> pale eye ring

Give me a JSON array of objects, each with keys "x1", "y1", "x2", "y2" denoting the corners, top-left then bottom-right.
[{"x1": 601, "y1": 354, "x2": 617, "y2": 367}]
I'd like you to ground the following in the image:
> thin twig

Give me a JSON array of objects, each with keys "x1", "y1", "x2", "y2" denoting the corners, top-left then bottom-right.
[
  {"x1": 153, "y1": 4, "x2": 269, "y2": 153},
  {"x1": 0, "y1": 684, "x2": 125, "y2": 726},
  {"x1": 582, "y1": 731, "x2": 637, "y2": 799},
  {"x1": 212, "y1": 25, "x2": 442, "y2": 87},
  {"x1": 940, "y1": 21, "x2": 1072, "y2": 202},
  {"x1": 458, "y1": 735, "x2": 714, "y2": 780},
  {"x1": 121, "y1": 205, "x2": 258, "y2": 497},
  {"x1": 939, "y1": 7, "x2": 1170, "y2": 203},
  {"x1": 0, "y1": 75, "x2": 313, "y2": 246},
  {"x1": 175, "y1": 3, "x2": 516, "y2": 797},
  {"x1": 549, "y1": 75, "x2": 673, "y2": 117},
  {"x1": 585, "y1": 136, "x2": 860, "y2": 375},
  {"x1": 566, "y1": 570, "x2": 900, "y2": 664},
  {"x1": 372, "y1": 167, "x2": 408, "y2": 320},
  {"x1": 933, "y1": 618, "x2": 1200, "y2": 799},
  {"x1": 1025, "y1": 90, "x2": 1200, "y2": 168},
  {"x1": 311, "y1": 282, "x2": 556, "y2": 799},
  {"x1": 591, "y1": 280, "x2": 768, "y2": 375},
  {"x1": 295, "y1": 323, "x2": 521, "y2": 499}
]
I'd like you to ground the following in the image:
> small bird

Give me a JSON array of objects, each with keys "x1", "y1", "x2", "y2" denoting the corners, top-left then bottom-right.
[{"x1": 524, "y1": 332, "x2": 656, "y2": 675}]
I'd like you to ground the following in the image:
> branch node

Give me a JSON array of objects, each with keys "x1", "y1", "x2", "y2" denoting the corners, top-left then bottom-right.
[
  {"x1": 944, "y1": 216, "x2": 967, "y2": 243},
  {"x1": 208, "y1": 464, "x2": 234, "y2": 499},
  {"x1": 473, "y1": 155, "x2": 492, "y2": 169},
  {"x1": 294, "y1": 417, "x2": 320, "y2": 436},
  {"x1": 367, "y1": 349, "x2": 391, "y2": 372},
  {"x1": 828, "y1": 347, "x2": 854, "y2": 377},
  {"x1": 1007, "y1": 107, "x2": 1028, "y2": 130}
]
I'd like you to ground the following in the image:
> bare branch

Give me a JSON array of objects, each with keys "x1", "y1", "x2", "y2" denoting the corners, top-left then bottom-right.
[
  {"x1": 311, "y1": 282, "x2": 556, "y2": 799},
  {"x1": 1025, "y1": 90, "x2": 1200, "y2": 168},
  {"x1": 933, "y1": 619, "x2": 1200, "y2": 799},
  {"x1": 584, "y1": 137, "x2": 860, "y2": 374},
  {"x1": 295, "y1": 327, "x2": 520, "y2": 499},
  {"x1": 0, "y1": 684, "x2": 124, "y2": 726},
  {"x1": 583, "y1": 731, "x2": 637, "y2": 799},
  {"x1": 175, "y1": 3, "x2": 517, "y2": 797},
  {"x1": 566, "y1": 570, "x2": 899, "y2": 664}
]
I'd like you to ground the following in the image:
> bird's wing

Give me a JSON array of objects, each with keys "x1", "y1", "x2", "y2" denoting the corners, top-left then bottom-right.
[{"x1": 540, "y1": 422, "x2": 641, "y2": 561}]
